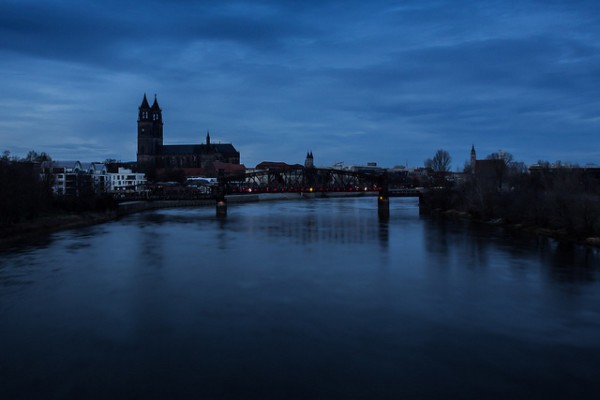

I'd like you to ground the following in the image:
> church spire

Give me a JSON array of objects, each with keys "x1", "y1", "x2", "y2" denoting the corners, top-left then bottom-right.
[
  {"x1": 146, "y1": 94, "x2": 162, "y2": 122},
  {"x1": 305, "y1": 150, "x2": 314, "y2": 168},
  {"x1": 151, "y1": 94, "x2": 160, "y2": 110},
  {"x1": 140, "y1": 93, "x2": 150, "y2": 109},
  {"x1": 139, "y1": 93, "x2": 151, "y2": 121},
  {"x1": 206, "y1": 130, "x2": 211, "y2": 145}
]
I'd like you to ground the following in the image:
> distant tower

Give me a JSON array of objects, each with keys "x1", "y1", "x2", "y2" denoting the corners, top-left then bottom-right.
[
  {"x1": 206, "y1": 130, "x2": 211, "y2": 146},
  {"x1": 304, "y1": 151, "x2": 314, "y2": 168},
  {"x1": 137, "y1": 94, "x2": 163, "y2": 172},
  {"x1": 470, "y1": 144, "x2": 476, "y2": 173}
]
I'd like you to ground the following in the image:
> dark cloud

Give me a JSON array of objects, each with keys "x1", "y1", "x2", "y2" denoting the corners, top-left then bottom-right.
[
  {"x1": 0, "y1": 0, "x2": 599, "y2": 167},
  {"x1": 0, "y1": 0, "x2": 321, "y2": 68}
]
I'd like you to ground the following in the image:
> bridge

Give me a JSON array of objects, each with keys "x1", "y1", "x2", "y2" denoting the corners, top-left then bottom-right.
[
  {"x1": 220, "y1": 167, "x2": 381, "y2": 194},
  {"x1": 114, "y1": 167, "x2": 422, "y2": 218},
  {"x1": 214, "y1": 167, "x2": 422, "y2": 218},
  {"x1": 388, "y1": 188, "x2": 423, "y2": 197}
]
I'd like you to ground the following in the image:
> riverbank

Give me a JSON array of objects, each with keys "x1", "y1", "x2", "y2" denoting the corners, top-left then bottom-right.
[
  {"x1": 0, "y1": 211, "x2": 118, "y2": 249},
  {"x1": 0, "y1": 199, "x2": 218, "y2": 248}
]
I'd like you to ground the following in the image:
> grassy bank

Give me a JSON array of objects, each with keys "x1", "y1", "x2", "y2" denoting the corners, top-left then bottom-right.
[{"x1": 0, "y1": 211, "x2": 118, "y2": 249}]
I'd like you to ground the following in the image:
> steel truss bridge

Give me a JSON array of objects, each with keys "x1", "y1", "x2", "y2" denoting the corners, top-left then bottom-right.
[
  {"x1": 219, "y1": 167, "x2": 387, "y2": 194},
  {"x1": 113, "y1": 168, "x2": 421, "y2": 203},
  {"x1": 115, "y1": 167, "x2": 421, "y2": 219}
]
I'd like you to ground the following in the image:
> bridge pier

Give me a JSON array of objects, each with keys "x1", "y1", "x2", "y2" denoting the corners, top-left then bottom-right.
[
  {"x1": 216, "y1": 168, "x2": 227, "y2": 218},
  {"x1": 377, "y1": 171, "x2": 390, "y2": 220},
  {"x1": 216, "y1": 199, "x2": 227, "y2": 218},
  {"x1": 378, "y1": 194, "x2": 390, "y2": 220}
]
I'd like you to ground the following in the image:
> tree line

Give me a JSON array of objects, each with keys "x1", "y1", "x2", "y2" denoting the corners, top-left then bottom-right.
[
  {"x1": 0, "y1": 151, "x2": 116, "y2": 229},
  {"x1": 420, "y1": 149, "x2": 600, "y2": 239}
]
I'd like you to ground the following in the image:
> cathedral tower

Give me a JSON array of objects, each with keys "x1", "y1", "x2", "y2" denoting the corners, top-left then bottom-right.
[
  {"x1": 304, "y1": 151, "x2": 314, "y2": 168},
  {"x1": 137, "y1": 94, "x2": 163, "y2": 172}
]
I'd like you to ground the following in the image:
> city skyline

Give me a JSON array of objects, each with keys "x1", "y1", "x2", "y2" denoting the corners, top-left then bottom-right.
[{"x1": 1, "y1": 0, "x2": 599, "y2": 169}]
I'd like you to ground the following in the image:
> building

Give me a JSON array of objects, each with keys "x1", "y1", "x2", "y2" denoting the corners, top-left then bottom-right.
[
  {"x1": 469, "y1": 145, "x2": 508, "y2": 190},
  {"x1": 42, "y1": 161, "x2": 147, "y2": 195},
  {"x1": 255, "y1": 161, "x2": 304, "y2": 171},
  {"x1": 83, "y1": 162, "x2": 109, "y2": 193},
  {"x1": 43, "y1": 161, "x2": 87, "y2": 196},
  {"x1": 107, "y1": 167, "x2": 146, "y2": 193},
  {"x1": 137, "y1": 94, "x2": 240, "y2": 178}
]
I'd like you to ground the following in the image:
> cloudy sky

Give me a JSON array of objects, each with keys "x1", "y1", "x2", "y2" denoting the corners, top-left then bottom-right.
[{"x1": 1, "y1": 0, "x2": 599, "y2": 169}]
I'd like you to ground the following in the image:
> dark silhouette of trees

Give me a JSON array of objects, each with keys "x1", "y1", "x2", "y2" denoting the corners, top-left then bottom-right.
[
  {"x1": 1, "y1": 150, "x2": 118, "y2": 229},
  {"x1": 426, "y1": 149, "x2": 452, "y2": 173},
  {"x1": 0, "y1": 152, "x2": 53, "y2": 226},
  {"x1": 25, "y1": 150, "x2": 51, "y2": 163},
  {"x1": 423, "y1": 149, "x2": 452, "y2": 188},
  {"x1": 421, "y1": 156, "x2": 600, "y2": 239},
  {"x1": 486, "y1": 151, "x2": 513, "y2": 165}
]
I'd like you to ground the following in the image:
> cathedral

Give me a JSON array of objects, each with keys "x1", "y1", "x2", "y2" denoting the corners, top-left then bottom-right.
[{"x1": 136, "y1": 94, "x2": 240, "y2": 177}]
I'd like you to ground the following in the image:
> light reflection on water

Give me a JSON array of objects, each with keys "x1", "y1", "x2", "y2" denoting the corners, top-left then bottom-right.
[{"x1": 1, "y1": 197, "x2": 599, "y2": 399}]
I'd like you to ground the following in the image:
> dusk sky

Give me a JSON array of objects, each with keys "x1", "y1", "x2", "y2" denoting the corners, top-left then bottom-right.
[{"x1": 1, "y1": 0, "x2": 599, "y2": 169}]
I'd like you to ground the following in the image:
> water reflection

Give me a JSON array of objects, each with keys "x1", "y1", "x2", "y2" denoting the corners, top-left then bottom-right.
[
  {"x1": 235, "y1": 202, "x2": 389, "y2": 247},
  {"x1": 378, "y1": 220, "x2": 389, "y2": 249},
  {"x1": 422, "y1": 216, "x2": 491, "y2": 271},
  {"x1": 421, "y1": 214, "x2": 600, "y2": 285},
  {"x1": 1, "y1": 197, "x2": 600, "y2": 399},
  {"x1": 138, "y1": 225, "x2": 165, "y2": 268},
  {"x1": 128, "y1": 203, "x2": 395, "y2": 249}
]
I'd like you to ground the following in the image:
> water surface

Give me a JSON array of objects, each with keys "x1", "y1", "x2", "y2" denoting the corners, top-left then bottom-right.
[{"x1": 1, "y1": 198, "x2": 599, "y2": 399}]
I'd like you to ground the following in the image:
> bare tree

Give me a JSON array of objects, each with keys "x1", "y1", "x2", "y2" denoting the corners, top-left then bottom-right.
[
  {"x1": 486, "y1": 151, "x2": 522, "y2": 189},
  {"x1": 508, "y1": 161, "x2": 527, "y2": 175},
  {"x1": 431, "y1": 149, "x2": 452, "y2": 173},
  {"x1": 25, "y1": 150, "x2": 51, "y2": 162},
  {"x1": 486, "y1": 150, "x2": 513, "y2": 167}
]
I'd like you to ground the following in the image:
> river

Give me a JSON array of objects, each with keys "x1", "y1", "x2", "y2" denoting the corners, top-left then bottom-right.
[{"x1": 1, "y1": 197, "x2": 599, "y2": 399}]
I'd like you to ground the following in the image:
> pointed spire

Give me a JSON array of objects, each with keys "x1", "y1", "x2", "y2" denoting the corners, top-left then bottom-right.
[
  {"x1": 151, "y1": 93, "x2": 160, "y2": 110},
  {"x1": 206, "y1": 130, "x2": 211, "y2": 145},
  {"x1": 140, "y1": 93, "x2": 150, "y2": 109}
]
